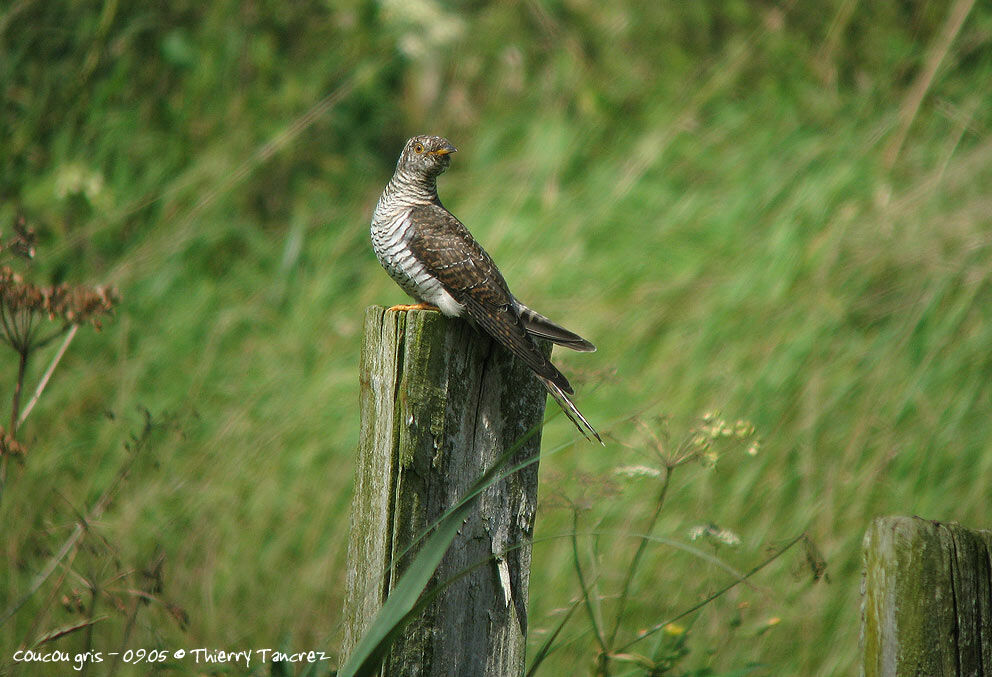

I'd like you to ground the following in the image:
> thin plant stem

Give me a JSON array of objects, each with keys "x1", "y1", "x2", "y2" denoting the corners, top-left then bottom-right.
[
  {"x1": 0, "y1": 302, "x2": 16, "y2": 347},
  {"x1": 883, "y1": 0, "x2": 976, "y2": 168},
  {"x1": 17, "y1": 539, "x2": 83, "y2": 662},
  {"x1": 11, "y1": 347, "x2": 28, "y2": 435},
  {"x1": 525, "y1": 600, "x2": 580, "y2": 677},
  {"x1": 571, "y1": 510, "x2": 608, "y2": 658},
  {"x1": 614, "y1": 531, "x2": 808, "y2": 654},
  {"x1": 109, "y1": 567, "x2": 157, "y2": 677},
  {"x1": 19, "y1": 324, "x2": 77, "y2": 426},
  {"x1": 608, "y1": 465, "x2": 673, "y2": 648},
  {"x1": 79, "y1": 587, "x2": 99, "y2": 677},
  {"x1": 0, "y1": 416, "x2": 152, "y2": 628},
  {"x1": 14, "y1": 307, "x2": 34, "y2": 353}
]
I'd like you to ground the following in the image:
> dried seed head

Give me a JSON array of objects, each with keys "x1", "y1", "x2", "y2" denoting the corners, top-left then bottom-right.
[{"x1": 0, "y1": 425, "x2": 26, "y2": 458}]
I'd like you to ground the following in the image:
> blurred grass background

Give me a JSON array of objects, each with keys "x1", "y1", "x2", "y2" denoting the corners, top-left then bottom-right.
[{"x1": 2, "y1": 0, "x2": 991, "y2": 674}]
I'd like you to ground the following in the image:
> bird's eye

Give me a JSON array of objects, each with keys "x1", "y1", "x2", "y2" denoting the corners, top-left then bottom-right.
[{"x1": 413, "y1": 143, "x2": 424, "y2": 154}]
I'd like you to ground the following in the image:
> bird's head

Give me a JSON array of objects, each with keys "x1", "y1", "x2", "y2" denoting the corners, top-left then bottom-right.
[{"x1": 396, "y1": 135, "x2": 457, "y2": 178}]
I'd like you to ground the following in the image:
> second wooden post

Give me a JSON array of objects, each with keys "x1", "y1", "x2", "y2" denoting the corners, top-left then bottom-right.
[{"x1": 861, "y1": 515, "x2": 992, "y2": 676}]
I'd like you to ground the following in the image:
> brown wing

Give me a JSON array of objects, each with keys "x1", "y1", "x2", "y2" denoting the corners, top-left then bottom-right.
[{"x1": 406, "y1": 203, "x2": 574, "y2": 394}]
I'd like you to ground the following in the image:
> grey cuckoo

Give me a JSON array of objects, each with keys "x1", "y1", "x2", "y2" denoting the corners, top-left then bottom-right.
[{"x1": 371, "y1": 135, "x2": 601, "y2": 443}]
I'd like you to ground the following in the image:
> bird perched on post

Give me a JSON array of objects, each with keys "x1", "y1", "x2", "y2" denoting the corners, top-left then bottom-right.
[{"x1": 371, "y1": 135, "x2": 601, "y2": 443}]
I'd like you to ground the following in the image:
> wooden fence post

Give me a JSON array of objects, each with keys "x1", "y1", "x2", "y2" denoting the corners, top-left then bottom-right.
[
  {"x1": 341, "y1": 306, "x2": 549, "y2": 676},
  {"x1": 861, "y1": 515, "x2": 992, "y2": 676}
]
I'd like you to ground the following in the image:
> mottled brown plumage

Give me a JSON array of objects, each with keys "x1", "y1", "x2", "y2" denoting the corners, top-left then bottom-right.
[
  {"x1": 404, "y1": 203, "x2": 574, "y2": 395},
  {"x1": 371, "y1": 135, "x2": 601, "y2": 442}
]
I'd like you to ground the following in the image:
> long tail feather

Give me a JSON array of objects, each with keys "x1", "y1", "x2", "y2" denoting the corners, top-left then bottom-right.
[
  {"x1": 518, "y1": 305, "x2": 596, "y2": 352},
  {"x1": 541, "y1": 377, "x2": 603, "y2": 445}
]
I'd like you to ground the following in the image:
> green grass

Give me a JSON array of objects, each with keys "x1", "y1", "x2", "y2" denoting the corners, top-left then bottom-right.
[{"x1": 2, "y1": 1, "x2": 992, "y2": 675}]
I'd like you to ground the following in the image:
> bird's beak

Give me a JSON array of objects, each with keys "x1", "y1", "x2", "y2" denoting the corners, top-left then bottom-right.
[{"x1": 432, "y1": 143, "x2": 457, "y2": 156}]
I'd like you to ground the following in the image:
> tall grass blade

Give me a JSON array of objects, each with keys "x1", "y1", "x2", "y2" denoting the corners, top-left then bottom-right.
[{"x1": 526, "y1": 600, "x2": 579, "y2": 677}]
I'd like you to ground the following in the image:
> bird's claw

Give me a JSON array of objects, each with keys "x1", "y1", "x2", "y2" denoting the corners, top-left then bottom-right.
[{"x1": 386, "y1": 303, "x2": 440, "y2": 312}]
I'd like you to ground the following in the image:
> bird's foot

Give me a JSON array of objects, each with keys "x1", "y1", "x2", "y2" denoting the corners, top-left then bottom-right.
[{"x1": 386, "y1": 302, "x2": 440, "y2": 312}]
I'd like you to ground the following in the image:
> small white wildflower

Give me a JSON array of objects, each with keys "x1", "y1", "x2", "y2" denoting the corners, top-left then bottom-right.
[
  {"x1": 54, "y1": 164, "x2": 105, "y2": 201},
  {"x1": 716, "y1": 528, "x2": 742, "y2": 547},
  {"x1": 381, "y1": 0, "x2": 464, "y2": 59},
  {"x1": 747, "y1": 441, "x2": 760, "y2": 456},
  {"x1": 614, "y1": 465, "x2": 663, "y2": 479},
  {"x1": 734, "y1": 419, "x2": 755, "y2": 438},
  {"x1": 689, "y1": 523, "x2": 742, "y2": 547}
]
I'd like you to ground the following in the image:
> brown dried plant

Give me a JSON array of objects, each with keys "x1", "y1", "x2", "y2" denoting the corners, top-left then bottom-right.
[{"x1": 0, "y1": 214, "x2": 118, "y2": 494}]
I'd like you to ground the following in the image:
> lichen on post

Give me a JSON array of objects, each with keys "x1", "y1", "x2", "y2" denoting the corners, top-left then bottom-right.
[{"x1": 861, "y1": 515, "x2": 992, "y2": 676}]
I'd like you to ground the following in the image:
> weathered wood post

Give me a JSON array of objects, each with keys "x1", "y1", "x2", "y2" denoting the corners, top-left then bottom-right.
[
  {"x1": 861, "y1": 515, "x2": 992, "y2": 676},
  {"x1": 342, "y1": 306, "x2": 549, "y2": 676}
]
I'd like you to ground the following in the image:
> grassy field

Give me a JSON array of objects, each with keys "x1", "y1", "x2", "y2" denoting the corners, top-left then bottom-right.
[{"x1": 2, "y1": 1, "x2": 991, "y2": 675}]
